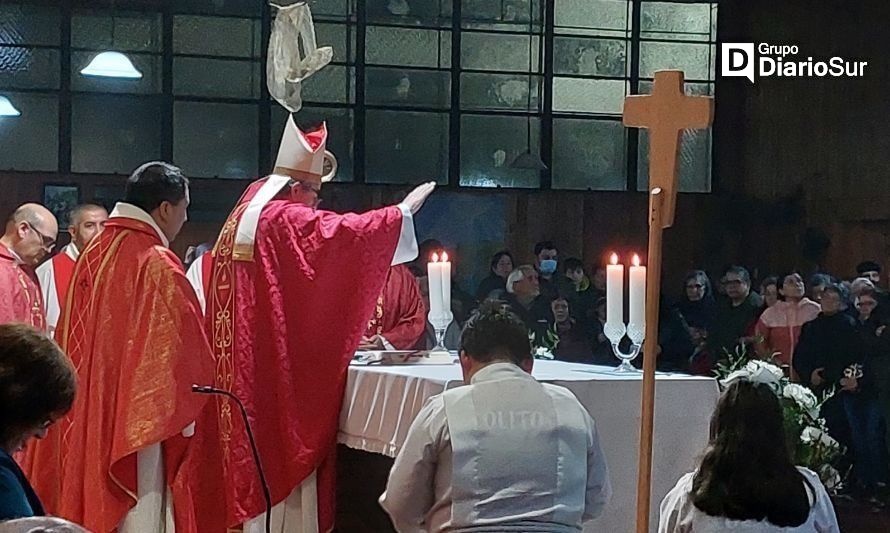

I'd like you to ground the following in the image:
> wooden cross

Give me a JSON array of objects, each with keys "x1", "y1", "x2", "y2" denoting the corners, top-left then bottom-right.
[
  {"x1": 622, "y1": 70, "x2": 714, "y2": 533},
  {"x1": 624, "y1": 70, "x2": 714, "y2": 227}
]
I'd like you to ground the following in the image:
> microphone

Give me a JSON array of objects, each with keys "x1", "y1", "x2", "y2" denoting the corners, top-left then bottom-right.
[{"x1": 192, "y1": 384, "x2": 272, "y2": 533}]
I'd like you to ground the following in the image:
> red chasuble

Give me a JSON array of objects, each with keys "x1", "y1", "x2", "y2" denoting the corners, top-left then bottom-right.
[
  {"x1": 366, "y1": 264, "x2": 427, "y2": 349},
  {"x1": 193, "y1": 179, "x2": 403, "y2": 531},
  {"x1": 21, "y1": 217, "x2": 214, "y2": 533},
  {"x1": 0, "y1": 246, "x2": 45, "y2": 329}
]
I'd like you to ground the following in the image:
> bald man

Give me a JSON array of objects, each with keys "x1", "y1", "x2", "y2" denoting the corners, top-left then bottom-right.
[
  {"x1": 0, "y1": 204, "x2": 58, "y2": 329},
  {"x1": 37, "y1": 204, "x2": 108, "y2": 335}
]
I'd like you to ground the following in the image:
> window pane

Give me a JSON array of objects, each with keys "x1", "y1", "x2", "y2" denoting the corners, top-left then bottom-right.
[
  {"x1": 302, "y1": 65, "x2": 354, "y2": 104},
  {"x1": 461, "y1": 33, "x2": 540, "y2": 73},
  {"x1": 641, "y1": 1, "x2": 713, "y2": 39},
  {"x1": 638, "y1": 80, "x2": 712, "y2": 96},
  {"x1": 0, "y1": 46, "x2": 59, "y2": 89},
  {"x1": 174, "y1": 101, "x2": 258, "y2": 179},
  {"x1": 72, "y1": 12, "x2": 162, "y2": 52},
  {"x1": 316, "y1": 23, "x2": 355, "y2": 64},
  {"x1": 637, "y1": 128, "x2": 711, "y2": 193},
  {"x1": 72, "y1": 95, "x2": 161, "y2": 174},
  {"x1": 173, "y1": 16, "x2": 260, "y2": 58},
  {"x1": 174, "y1": 57, "x2": 260, "y2": 99},
  {"x1": 367, "y1": 68, "x2": 449, "y2": 108},
  {"x1": 460, "y1": 72, "x2": 540, "y2": 111},
  {"x1": 270, "y1": 106, "x2": 354, "y2": 182},
  {"x1": 554, "y1": 0, "x2": 628, "y2": 37},
  {"x1": 460, "y1": 114, "x2": 540, "y2": 188},
  {"x1": 174, "y1": 0, "x2": 261, "y2": 17},
  {"x1": 462, "y1": 0, "x2": 542, "y2": 32},
  {"x1": 554, "y1": 37, "x2": 627, "y2": 77},
  {"x1": 366, "y1": 0, "x2": 451, "y2": 27},
  {"x1": 639, "y1": 41, "x2": 713, "y2": 80},
  {"x1": 366, "y1": 26, "x2": 450, "y2": 68},
  {"x1": 553, "y1": 78, "x2": 626, "y2": 114},
  {"x1": 311, "y1": 0, "x2": 354, "y2": 20},
  {"x1": 0, "y1": 92, "x2": 58, "y2": 171},
  {"x1": 0, "y1": 4, "x2": 60, "y2": 46},
  {"x1": 365, "y1": 110, "x2": 448, "y2": 184},
  {"x1": 72, "y1": 52, "x2": 161, "y2": 94},
  {"x1": 553, "y1": 118, "x2": 626, "y2": 190}
]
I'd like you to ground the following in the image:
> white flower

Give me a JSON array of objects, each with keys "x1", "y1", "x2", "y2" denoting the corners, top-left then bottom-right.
[
  {"x1": 784, "y1": 383, "x2": 820, "y2": 418},
  {"x1": 800, "y1": 426, "x2": 839, "y2": 449},
  {"x1": 534, "y1": 347, "x2": 554, "y2": 360},
  {"x1": 721, "y1": 360, "x2": 784, "y2": 389},
  {"x1": 818, "y1": 464, "x2": 842, "y2": 490}
]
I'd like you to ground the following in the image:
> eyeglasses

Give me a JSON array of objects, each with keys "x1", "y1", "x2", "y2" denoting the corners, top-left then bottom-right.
[
  {"x1": 686, "y1": 283, "x2": 704, "y2": 290},
  {"x1": 25, "y1": 221, "x2": 56, "y2": 251},
  {"x1": 291, "y1": 180, "x2": 322, "y2": 209}
]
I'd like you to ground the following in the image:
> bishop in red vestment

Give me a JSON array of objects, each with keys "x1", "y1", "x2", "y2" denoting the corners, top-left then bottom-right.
[
  {"x1": 36, "y1": 203, "x2": 108, "y2": 336},
  {"x1": 0, "y1": 204, "x2": 57, "y2": 329},
  {"x1": 22, "y1": 163, "x2": 214, "y2": 533},
  {"x1": 360, "y1": 264, "x2": 427, "y2": 350},
  {"x1": 188, "y1": 115, "x2": 435, "y2": 532}
]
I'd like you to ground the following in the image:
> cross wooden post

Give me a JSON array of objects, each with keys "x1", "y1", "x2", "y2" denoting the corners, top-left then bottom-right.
[{"x1": 623, "y1": 70, "x2": 714, "y2": 533}]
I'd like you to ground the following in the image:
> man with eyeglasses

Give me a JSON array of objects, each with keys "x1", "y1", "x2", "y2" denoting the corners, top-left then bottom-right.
[
  {"x1": 187, "y1": 114, "x2": 436, "y2": 533},
  {"x1": 707, "y1": 266, "x2": 763, "y2": 364},
  {"x1": 0, "y1": 204, "x2": 58, "y2": 329}
]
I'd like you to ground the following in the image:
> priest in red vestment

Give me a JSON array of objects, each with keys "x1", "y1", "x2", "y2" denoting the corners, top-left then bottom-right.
[
  {"x1": 0, "y1": 204, "x2": 57, "y2": 329},
  {"x1": 22, "y1": 163, "x2": 214, "y2": 533},
  {"x1": 360, "y1": 264, "x2": 427, "y2": 350},
  {"x1": 187, "y1": 115, "x2": 435, "y2": 533},
  {"x1": 36, "y1": 203, "x2": 108, "y2": 336}
]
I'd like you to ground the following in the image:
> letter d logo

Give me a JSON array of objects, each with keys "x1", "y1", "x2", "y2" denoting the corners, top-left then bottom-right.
[{"x1": 721, "y1": 43, "x2": 755, "y2": 83}]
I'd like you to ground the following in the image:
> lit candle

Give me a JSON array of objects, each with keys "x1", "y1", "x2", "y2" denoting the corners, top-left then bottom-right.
[
  {"x1": 440, "y1": 251, "x2": 451, "y2": 317},
  {"x1": 629, "y1": 254, "x2": 646, "y2": 335},
  {"x1": 605, "y1": 253, "x2": 624, "y2": 327},
  {"x1": 428, "y1": 252, "x2": 445, "y2": 319}
]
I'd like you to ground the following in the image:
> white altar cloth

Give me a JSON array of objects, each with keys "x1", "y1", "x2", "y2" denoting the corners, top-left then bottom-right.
[{"x1": 338, "y1": 360, "x2": 720, "y2": 532}]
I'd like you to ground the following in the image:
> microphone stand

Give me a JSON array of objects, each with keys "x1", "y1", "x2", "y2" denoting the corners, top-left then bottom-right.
[{"x1": 193, "y1": 385, "x2": 272, "y2": 533}]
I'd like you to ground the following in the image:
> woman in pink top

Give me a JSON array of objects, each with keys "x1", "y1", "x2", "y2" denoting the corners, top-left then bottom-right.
[{"x1": 755, "y1": 273, "x2": 821, "y2": 377}]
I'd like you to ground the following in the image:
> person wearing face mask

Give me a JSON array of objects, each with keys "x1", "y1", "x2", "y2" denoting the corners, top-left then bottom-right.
[
  {"x1": 0, "y1": 204, "x2": 58, "y2": 329},
  {"x1": 754, "y1": 272, "x2": 821, "y2": 377},
  {"x1": 21, "y1": 161, "x2": 216, "y2": 533},
  {"x1": 35, "y1": 204, "x2": 108, "y2": 337},
  {"x1": 475, "y1": 250, "x2": 514, "y2": 302},
  {"x1": 533, "y1": 241, "x2": 573, "y2": 303}
]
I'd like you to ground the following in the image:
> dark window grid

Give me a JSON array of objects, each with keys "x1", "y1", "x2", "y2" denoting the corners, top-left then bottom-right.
[
  {"x1": 0, "y1": 43, "x2": 61, "y2": 51},
  {"x1": 365, "y1": 20, "x2": 541, "y2": 38},
  {"x1": 639, "y1": 36, "x2": 717, "y2": 45},
  {"x1": 550, "y1": 72, "x2": 632, "y2": 82},
  {"x1": 364, "y1": 62, "x2": 451, "y2": 72}
]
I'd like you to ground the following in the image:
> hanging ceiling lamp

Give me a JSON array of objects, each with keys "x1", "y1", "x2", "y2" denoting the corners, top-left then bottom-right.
[
  {"x1": 510, "y1": 0, "x2": 546, "y2": 170},
  {"x1": 0, "y1": 95, "x2": 21, "y2": 117},
  {"x1": 80, "y1": 4, "x2": 142, "y2": 79}
]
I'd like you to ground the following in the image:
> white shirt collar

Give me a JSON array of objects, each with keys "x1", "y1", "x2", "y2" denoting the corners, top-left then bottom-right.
[
  {"x1": 3, "y1": 245, "x2": 24, "y2": 265},
  {"x1": 470, "y1": 362, "x2": 532, "y2": 385},
  {"x1": 63, "y1": 242, "x2": 79, "y2": 261},
  {"x1": 109, "y1": 202, "x2": 169, "y2": 248}
]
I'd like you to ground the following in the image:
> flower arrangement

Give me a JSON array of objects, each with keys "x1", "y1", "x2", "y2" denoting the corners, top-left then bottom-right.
[
  {"x1": 530, "y1": 326, "x2": 560, "y2": 360},
  {"x1": 716, "y1": 347, "x2": 843, "y2": 489}
]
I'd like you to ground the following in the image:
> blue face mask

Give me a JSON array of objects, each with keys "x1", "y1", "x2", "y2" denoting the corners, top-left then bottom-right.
[{"x1": 539, "y1": 259, "x2": 557, "y2": 275}]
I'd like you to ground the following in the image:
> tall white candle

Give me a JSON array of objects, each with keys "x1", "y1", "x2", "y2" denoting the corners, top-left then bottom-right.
[
  {"x1": 629, "y1": 254, "x2": 646, "y2": 334},
  {"x1": 440, "y1": 251, "x2": 451, "y2": 317},
  {"x1": 606, "y1": 253, "x2": 624, "y2": 326},
  {"x1": 428, "y1": 253, "x2": 445, "y2": 319}
]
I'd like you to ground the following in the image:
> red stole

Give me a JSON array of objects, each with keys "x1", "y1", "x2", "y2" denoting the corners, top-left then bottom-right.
[
  {"x1": 21, "y1": 217, "x2": 214, "y2": 533},
  {"x1": 0, "y1": 246, "x2": 45, "y2": 329},
  {"x1": 192, "y1": 180, "x2": 404, "y2": 531}
]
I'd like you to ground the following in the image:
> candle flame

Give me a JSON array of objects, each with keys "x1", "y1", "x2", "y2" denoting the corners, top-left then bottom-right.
[
  {"x1": 431, "y1": 252, "x2": 439, "y2": 263},
  {"x1": 442, "y1": 251, "x2": 449, "y2": 262},
  {"x1": 632, "y1": 254, "x2": 641, "y2": 267},
  {"x1": 609, "y1": 253, "x2": 618, "y2": 265}
]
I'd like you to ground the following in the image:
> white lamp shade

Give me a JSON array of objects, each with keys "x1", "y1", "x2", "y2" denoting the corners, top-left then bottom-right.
[
  {"x1": 80, "y1": 51, "x2": 143, "y2": 79},
  {"x1": 0, "y1": 96, "x2": 21, "y2": 117}
]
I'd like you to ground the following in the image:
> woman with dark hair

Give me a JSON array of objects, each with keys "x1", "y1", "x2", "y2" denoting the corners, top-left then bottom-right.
[
  {"x1": 676, "y1": 270, "x2": 717, "y2": 350},
  {"x1": 475, "y1": 250, "x2": 514, "y2": 302},
  {"x1": 0, "y1": 324, "x2": 76, "y2": 520},
  {"x1": 658, "y1": 381, "x2": 839, "y2": 532}
]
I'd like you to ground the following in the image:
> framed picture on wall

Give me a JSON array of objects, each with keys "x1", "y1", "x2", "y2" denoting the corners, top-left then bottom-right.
[{"x1": 43, "y1": 184, "x2": 81, "y2": 227}]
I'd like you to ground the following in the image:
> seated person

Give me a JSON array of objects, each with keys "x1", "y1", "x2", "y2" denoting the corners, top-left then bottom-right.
[
  {"x1": 501, "y1": 265, "x2": 552, "y2": 340},
  {"x1": 658, "y1": 380, "x2": 839, "y2": 532},
  {"x1": 563, "y1": 257, "x2": 599, "y2": 327},
  {"x1": 475, "y1": 250, "x2": 514, "y2": 302},
  {"x1": 360, "y1": 264, "x2": 427, "y2": 350},
  {"x1": 380, "y1": 305, "x2": 612, "y2": 532},
  {"x1": 551, "y1": 296, "x2": 595, "y2": 364},
  {"x1": 0, "y1": 324, "x2": 76, "y2": 521}
]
